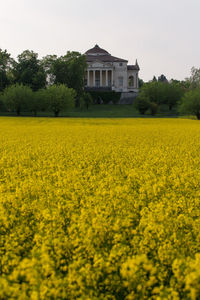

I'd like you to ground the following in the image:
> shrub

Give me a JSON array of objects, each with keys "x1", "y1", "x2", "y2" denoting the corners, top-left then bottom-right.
[
  {"x1": 88, "y1": 91, "x2": 121, "y2": 104},
  {"x1": 179, "y1": 88, "x2": 200, "y2": 119},
  {"x1": 0, "y1": 93, "x2": 7, "y2": 112},
  {"x1": 30, "y1": 89, "x2": 49, "y2": 116},
  {"x1": 134, "y1": 92, "x2": 150, "y2": 114},
  {"x1": 81, "y1": 92, "x2": 93, "y2": 110},
  {"x1": 149, "y1": 102, "x2": 158, "y2": 115},
  {"x1": 45, "y1": 84, "x2": 76, "y2": 117},
  {"x1": 2, "y1": 84, "x2": 33, "y2": 115}
]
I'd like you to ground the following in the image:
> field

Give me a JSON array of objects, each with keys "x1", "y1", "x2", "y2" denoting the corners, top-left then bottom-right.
[
  {"x1": 0, "y1": 117, "x2": 200, "y2": 299},
  {"x1": 0, "y1": 104, "x2": 178, "y2": 118}
]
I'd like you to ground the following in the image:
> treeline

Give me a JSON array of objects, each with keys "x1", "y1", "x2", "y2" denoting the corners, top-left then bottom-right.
[
  {"x1": 1, "y1": 48, "x2": 200, "y2": 118},
  {"x1": 0, "y1": 48, "x2": 90, "y2": 115},
  {"x1": 135, "y1": 68, "x2": 200, "y2": 119}
]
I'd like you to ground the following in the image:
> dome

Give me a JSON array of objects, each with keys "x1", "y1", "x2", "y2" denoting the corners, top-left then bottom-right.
[{"x1": 85, "y1": 44, "x2": 110, "y2": 56}]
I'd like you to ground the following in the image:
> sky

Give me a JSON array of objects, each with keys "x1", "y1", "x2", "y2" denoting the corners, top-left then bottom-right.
[{"x1": 1, "y1": 0, "x2": 200, "y2": 81}]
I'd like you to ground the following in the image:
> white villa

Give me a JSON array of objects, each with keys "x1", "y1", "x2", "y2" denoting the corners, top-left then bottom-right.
[{"x1": 84, "y1": 45, "x2": 139, "y2": 93}]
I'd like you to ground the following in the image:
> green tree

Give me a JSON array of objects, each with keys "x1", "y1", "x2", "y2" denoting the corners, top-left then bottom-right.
[
  {"x1": 185, "y1": 67, "x2": 200, "y2": 89},
  {"x1": 30, "y1": 89, "x2": 48, "y2": 116},
  {"x1": 179, "y1": 88, "x2": 200, "y2": 120},
  {"x1": 142, "y1": 81, "x2": 165, "y2": 105},
  {"x1": 138, "y1": 78, "x2": 144, "y2": 88},
  {"x1": 141, "y1": 81, "x2": 183, "y2": 111},
  {"x1": 53, "y1": 51, "x2": 87, "y2": 106},
  {"x1": 152, "y1": 76, "x2": 157, "y2": 82},
  {"x1": 45, "y1": 84, "x2": 76, "y2": 117},
  {"x1": 2, "y1": 84, "x2": 33, "y2": 115},
  {"x1": 149, "y1": 102, "x2": 158, "y2": 115},
  {"x1": 0, "y1": 49, "x2": 14, "y2": 91},
  {"x1": 164, "y1": 83, "x2": 184, "y2": 110},
  {"x1": 81, "y1": 92, "x2": 93, "y2": 110},
  {"x1": 134, "y1": 92, "x2": 150, "y2": 115},
  {"x1": 14, "y1": 50, "x2": 46, "y2": 91},
  {"x1": 158, "y1": 74, "x2": 168, "y2": 83},
  {"x1": 41, "y1": 54, "x2": 57, "y2": 85}
]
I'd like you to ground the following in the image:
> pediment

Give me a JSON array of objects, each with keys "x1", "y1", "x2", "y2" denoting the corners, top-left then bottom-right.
[{"x1": 89, "y1": 61, "x2": 112, "y2": 68}]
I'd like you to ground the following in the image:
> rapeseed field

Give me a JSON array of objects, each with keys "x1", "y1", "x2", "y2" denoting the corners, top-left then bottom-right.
[{"x1": 0, "y1": 117, "x2": 200, "y2": 299}]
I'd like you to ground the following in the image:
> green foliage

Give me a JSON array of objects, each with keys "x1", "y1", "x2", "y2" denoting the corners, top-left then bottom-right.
[
  {"x1": 164, "y1": 83, "x2": 184, "y2": 110},
  {"x1": 141, "y1": 81, "x2": 184, "y2": 111},
  {"x1": 81, "y1": 92, "x2": 93, "y2": 110},
  {"x1": 142, "y1": 81, "x2": 165, "y2": 105},
  {"x1": 149, "y1": 102, "x2": 158, "y2": 115},
  {"x1": 152, "y1": 76, "x2": 157, "y2": 82},
  {"x1": 14, "y1": 50, "x2": 46, "y2": 91},
  {"x1": 138, "y1": 78, "x2": 144, "y2": 88},
  {"x1": 158, "y1": 74, "x2": 168, "y2": 82},
  {"x1": 0, "y1": 49, "x2": 14, "y2": 91},
  {"x1": 186, "y1": 67, "x2": 200, "y2": 89},
  {"x1": 2, "y1": 84, "x2": 33, "y2": 115},
  {"x1": 179, "y1": 88, "x2": 200, "y2": 119},
  {"x1": 51, "y1": 51, "x2": 87, "y2": 106},
  {"x1": 30, "y1": 89, "x2": 48, "y2": 116},
  {"x1": 41, "y1": 55, "x2": 57, "y2": 85},
  {"x1": 134, "y1": 92, "x2": 150, "y2": 114},
  {"x1": 89, "y1": 91, "x2": 121, "y2": 104},
  {"x1": 0, "y1": 93, "x2": 6, "y2": 111},
  {"x1": 45, "y1": 84, "x2": 76, "y2": 117}
]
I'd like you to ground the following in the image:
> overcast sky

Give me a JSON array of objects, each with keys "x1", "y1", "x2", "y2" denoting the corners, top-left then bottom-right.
[{"x1": 1, "y1": 0, "x2": 200, "y2": 81}]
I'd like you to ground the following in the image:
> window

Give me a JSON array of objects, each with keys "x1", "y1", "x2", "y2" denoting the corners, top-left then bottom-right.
[
  {"x1": 119, "y1": 63, "x2": 123, "y2": 66},
  {"x1": 118, "y1": 77, "x2": 123, "y2": 87},
  {"x1": 128, "y1": 76, "x2": 134, "y2": 87}
]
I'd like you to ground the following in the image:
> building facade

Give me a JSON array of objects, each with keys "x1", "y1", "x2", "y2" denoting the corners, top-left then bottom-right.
[{"x1": 85, "y1": 45, "x2": 139, "y2": 93}]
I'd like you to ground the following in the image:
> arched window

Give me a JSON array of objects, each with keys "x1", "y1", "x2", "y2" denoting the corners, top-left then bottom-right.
[{"x1": 128, "y1": 76, "x2": 134, "y2": 87}]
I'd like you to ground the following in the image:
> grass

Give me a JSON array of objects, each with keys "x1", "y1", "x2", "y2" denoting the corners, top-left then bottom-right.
[{"x1": 0, "y1": 104, "x2": 180, "y2": 118}]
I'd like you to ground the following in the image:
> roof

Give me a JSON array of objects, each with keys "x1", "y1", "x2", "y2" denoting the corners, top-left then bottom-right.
[
  {"x1": 85, "y1": 44, "x2": 128, "y2": 63},
  {"x1": 85, "y1": 44, "x2": 109, "y2": 55},
  {"x1": 86, "y1": 54, "x2": 128, "y2": 63},
  {"x1": 128, "y1": 64, "x2": 140, "y2": 71}
]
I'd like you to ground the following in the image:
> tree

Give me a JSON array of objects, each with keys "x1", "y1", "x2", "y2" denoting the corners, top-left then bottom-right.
[
  {"x1": 164, "y1": 83, "x2": 184, "y2": 110},
  {"x1": 134, "y1": 92, "x2": 150, "y2": 114},
  {"x1": 158, "y1": 74, "x2": 168, "y2": 83},
  {"x1": 81, "y1": 92, "x2": 92, "y2": 110},
  {"x1": 2, "y1": 84, "x2": 33, "y2": 115},
  {"x1": 52, "y1": 51, "x2": 87, "y2": 106},
  {"x1": 138, "y1": 78, "x2": 144, "y2": 88},
  {"x1": 45, "y1": 84, "x2": 76, "y2": 117},
  {"x1": 41, "y1": 55, "x2": 57, "y2": 85},
  {"x1": 142, "y1": 81, "x2": 165, "y2": 105},
  {"x1": 14, "y1": 50, "x2": 46, "y2": 91},
  {"x1": 141, "y1": 81, "x2": 183, "y2": 111},
  {"x1": 0, "y1": 49, "x2": 14, "y2": 91},
  {"x1": 149, "y1": 102, "x2": 158, "y2": 115},
  {"x1": 186, "y1": 67, "x2": 200, "y2": 89},
  {"x1": 179, "y1": 88, "x2": 200, "y2": 120},
  {"x1": 30, "y1": 89, "x2": 48, "y2": 116},
  {"x1": 152, "y1": 76, "x2": 157, "y2": 82}
]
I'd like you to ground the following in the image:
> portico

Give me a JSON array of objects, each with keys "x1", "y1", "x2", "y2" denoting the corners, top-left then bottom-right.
[{"x1": 86, "y1": 69, "x2": 113, "y2": 88}]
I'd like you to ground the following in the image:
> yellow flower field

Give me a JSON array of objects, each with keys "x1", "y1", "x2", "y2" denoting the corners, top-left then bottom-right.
[{"x1": 0, "y1": 117, "x2": 200, "y2": 299}]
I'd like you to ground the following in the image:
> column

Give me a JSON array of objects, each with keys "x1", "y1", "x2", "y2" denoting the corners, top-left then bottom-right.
[
  {"x1": 87, "y1": 70, "x2": 90, "y2": 86},
  {"x1": 93, "y1": 70, "x2": 96, "y2": 87},
  {"x1": 111, "y1": 70, "x2": 114, "y2": 86},
  {"x1": 100, "y1": 70, "x2": 102, "y2": 87},
  {"x1": 106, "y1": 70, "x2": 108, "y2": 86}
]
